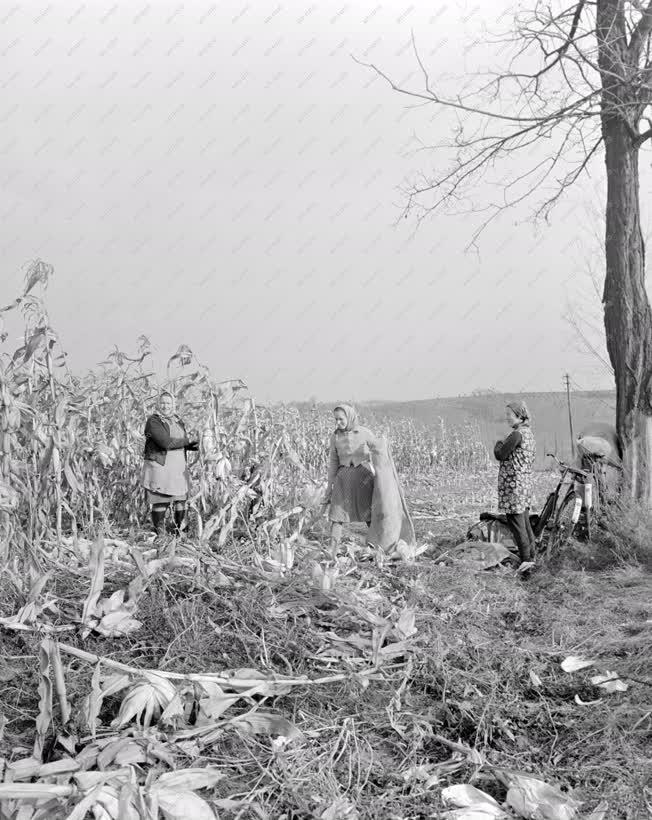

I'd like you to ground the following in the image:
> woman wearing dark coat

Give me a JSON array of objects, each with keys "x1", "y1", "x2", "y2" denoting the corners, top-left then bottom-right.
[{"x1": 142, "y1": 391, "x2": 198, "y2": 536}]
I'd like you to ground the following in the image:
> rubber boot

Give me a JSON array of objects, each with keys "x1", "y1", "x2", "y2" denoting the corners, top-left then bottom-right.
[
  {"x1": 151, "y1": 509, "x2": 166, "y2": 536},
  {"x1": 173, "y1": 507, "x2": 186, "y2": 536},
  {"x1": 329, "y1": 522, "x2": 343, "y2": 559}
]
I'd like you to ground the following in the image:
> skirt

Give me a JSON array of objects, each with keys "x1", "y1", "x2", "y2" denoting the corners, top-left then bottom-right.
[
  {"x1": 146, "y1": 490, "x2": 187, "y2": 505},
  {"x1": 329, "y1": 464, "x2": 374, "y2": 524},
  {"x1": 142, "y1": 450, "x2": 189, "y2": 498}
]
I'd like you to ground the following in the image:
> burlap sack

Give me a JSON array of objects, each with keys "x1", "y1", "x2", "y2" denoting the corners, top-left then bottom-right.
[{"x1": 367, "y1": 437, "x2": 416, "y2": 552}]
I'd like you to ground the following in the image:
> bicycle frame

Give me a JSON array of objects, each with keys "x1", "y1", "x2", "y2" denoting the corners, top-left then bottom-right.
[
  {"x1": 467, "y1": 453, "x2": 590, "y2": 549},
  {"x1": 533, "y1": 453, "x2": 592, "y2": 549},
  {"x1": 533, "y1": 462, "x2": 574, "y2": 537}
]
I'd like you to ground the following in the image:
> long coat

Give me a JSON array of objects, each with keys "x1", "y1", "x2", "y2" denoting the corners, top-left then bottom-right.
[{"x1": 496, "y1": 425, "x2": 536, "y2": 514}]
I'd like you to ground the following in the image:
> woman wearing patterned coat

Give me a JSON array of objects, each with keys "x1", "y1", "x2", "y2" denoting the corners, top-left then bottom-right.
[{"x1": 494, "y1": 400, "x2": 536, "y2": 565}]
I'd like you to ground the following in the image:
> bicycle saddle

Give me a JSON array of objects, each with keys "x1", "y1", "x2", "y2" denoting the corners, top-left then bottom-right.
[{"x1": 479, "y1": 512, "x2": 509, "y2": 524}]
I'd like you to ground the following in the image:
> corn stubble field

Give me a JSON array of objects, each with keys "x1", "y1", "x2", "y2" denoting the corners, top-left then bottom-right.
[{"x1": 0, "y1": 264, "x2": 650, "y2": 820}]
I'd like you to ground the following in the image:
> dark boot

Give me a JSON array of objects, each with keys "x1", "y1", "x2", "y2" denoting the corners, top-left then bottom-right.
[
  {"x1": 525, "y1": 510, "x2": 536, "y2": 556},
  {"x1": 151, "y1": 509, "x2": 166, "y2": 536},
  {"x1": 506, "y1": 512, "x2": 532, "y2": 564},
  {"x1": 329, "y1": 522, "x2": 343, "y2": 558},
  {"x1": 173, "y1": 508, "x2": 186, "y2": 536}
]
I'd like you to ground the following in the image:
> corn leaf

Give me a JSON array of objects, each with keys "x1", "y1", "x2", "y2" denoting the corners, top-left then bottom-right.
[
  {"x1": 230, "y1": 711, "x2": 302, "y2": 739},
  {"x1": 112, "y1": 674, "x2": 177, "y2": 729},
  {"x1": 33, "y1": 641, "x2": 53, "y2": 761},
  {"x1": 81, "y1": 537, "x2": 106, "y2": 636},
  {"x1": 505, "y1": 774, "x2": 581, "y2": 820},
  {"x1": 156, "y1": 790, "x2": 217, "y2": 820}
]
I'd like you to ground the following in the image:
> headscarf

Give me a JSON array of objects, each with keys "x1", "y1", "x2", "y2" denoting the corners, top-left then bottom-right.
[
  {"x1": 506, "y1": 400, "x2": 530, "y2": 426},
  {"x1": 157, "y1": 391, "x2": 176, "y2": 420},
  {"x1": 333, "y1": 403, "x2": 358, "y2": 433}
]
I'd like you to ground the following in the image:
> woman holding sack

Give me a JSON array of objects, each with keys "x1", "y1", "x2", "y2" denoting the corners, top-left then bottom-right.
[
  {"x1": 493, "y1": 400, "x2": 536, "y2": 567},
  {"x1": 323, "y1": 404, "x2": 415, "y2": 557},
  {"x1": 142, "y1": 391, "x2": 198, "y2": 537}
]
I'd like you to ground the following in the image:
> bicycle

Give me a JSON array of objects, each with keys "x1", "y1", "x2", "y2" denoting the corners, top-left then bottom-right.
[{"x1": 467, "y1": 452, "x2": 598, "y2": 560}]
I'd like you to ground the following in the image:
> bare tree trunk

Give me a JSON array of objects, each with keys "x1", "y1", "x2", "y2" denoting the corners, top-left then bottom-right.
[
  {"x1": 598, "y1": 0, "x2": 652, "y2": 503},
  {"x1": 601, "y1": 120, "x2": 652, "y2": 502}
]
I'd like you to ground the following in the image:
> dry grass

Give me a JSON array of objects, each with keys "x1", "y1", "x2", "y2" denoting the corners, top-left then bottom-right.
[
  {"x1": 591, "y1": 497, "x2": 652, "y2": 570},
  {"x1": 0, "y1": 499, "x2": 649, "y2": 819}
]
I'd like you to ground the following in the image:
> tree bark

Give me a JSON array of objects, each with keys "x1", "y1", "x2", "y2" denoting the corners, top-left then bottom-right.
[{"x1": 598, "y1": 0, "x2": 652, "y2": 503}]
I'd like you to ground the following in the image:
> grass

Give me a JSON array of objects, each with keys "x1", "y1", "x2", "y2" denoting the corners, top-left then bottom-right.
[{"x1": 0, "y1": 473, "x2": 649, "y2": 819}]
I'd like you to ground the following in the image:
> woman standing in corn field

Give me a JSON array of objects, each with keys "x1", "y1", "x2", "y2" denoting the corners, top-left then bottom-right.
[
  {"x1": 142, "y1": 391, "x2": 198, "y2": 537},
  {"x1": 494, "y1": 400, "x2": 536, "y2": 566},
  {"x1": 324, "y1": 404, "x2": 415, "y2": 556},
  {"x1": 324, "y1": 405, "x2": 376, "y2": 555}
]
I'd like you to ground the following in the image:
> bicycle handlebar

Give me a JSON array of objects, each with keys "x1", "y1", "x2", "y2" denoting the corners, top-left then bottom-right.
[{"x1": 545, "y1": 452, "x2": 591, "y2": 479}]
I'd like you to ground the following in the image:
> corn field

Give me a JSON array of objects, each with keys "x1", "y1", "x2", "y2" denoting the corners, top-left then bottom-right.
[
  {"x1": 0, "y1": 261, "x2": 490, "y2": 557},
  {"x1": 0, "y1": 264, "x2": 647, "y2": 820}
]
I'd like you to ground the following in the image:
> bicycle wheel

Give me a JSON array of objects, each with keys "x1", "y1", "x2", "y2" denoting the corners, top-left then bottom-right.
[
  {"x1": 534, "y1": 491, "x2": 562, "y2": 556},
  {"x1": 534, "y1": 492, "x2": 556, "y2": 539},
  {"x1": 546, "y1": 490, "x2": 581, "y2": 558}
]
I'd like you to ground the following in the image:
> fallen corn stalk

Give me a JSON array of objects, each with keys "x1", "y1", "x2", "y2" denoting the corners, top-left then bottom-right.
[{"x1": 55, "y1": 641, "x2": 392, "y2": 690}]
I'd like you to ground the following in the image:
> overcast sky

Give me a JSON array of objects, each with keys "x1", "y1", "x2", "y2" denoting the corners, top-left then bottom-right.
[{"x1": 0, "y1": 0, "x2": 638, "y2": 403}]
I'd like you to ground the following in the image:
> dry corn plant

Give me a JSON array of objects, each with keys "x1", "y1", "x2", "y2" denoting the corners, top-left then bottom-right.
[{"x1": 0, "y1": 261, "x2": 492, "y2": 568}]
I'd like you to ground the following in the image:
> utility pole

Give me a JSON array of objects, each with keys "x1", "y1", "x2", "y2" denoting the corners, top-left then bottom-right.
[{"x1": 564, "y1": 373, "x2": 575, "y2": 459}]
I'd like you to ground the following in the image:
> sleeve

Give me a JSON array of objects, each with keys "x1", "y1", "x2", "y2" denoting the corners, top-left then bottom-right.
[
  {"x1": 325, "y1": 435, "x2": 339, "y2": 500},
  {"x1": 182, "y1": 420, "x2": 199, "y2": 451},
  {"x1": 493, "y1": 431, "x2": 522, "y2": 461},
  {"x1": 145, "y1": 416, "x2": 190, "y2": 451}
]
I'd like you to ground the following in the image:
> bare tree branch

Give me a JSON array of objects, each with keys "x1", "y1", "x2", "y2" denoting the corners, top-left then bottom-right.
[
  {"x1": 635, "y1": 124, "x2": 652, "y2": 141},
  {"x1": 530, "y1": 0, "x2": 588, "y2": 79},
  {"x1": 353, "y1": 0, "x2": 652, "y2": 251},
  {"x1": 356, "y1": 29, "x2": 601, "y2": 242},
  {"x1": 629, "y1": 0, "x2": 652, "y2": 60},
  {"x1": 352, "y1": 41, "x2": 596, "y2": 125},
  {"x1": 565, "y1": 304, "x2": 616, "y2": 375}
]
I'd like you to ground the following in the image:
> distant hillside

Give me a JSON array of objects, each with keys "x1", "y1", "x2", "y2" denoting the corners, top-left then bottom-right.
[
  {"x1": 303, "y1": 392, "x2": 616, "y2": 470},
  {"x1": 362, "y1": 392, "x2": 616, "y2": 469}
]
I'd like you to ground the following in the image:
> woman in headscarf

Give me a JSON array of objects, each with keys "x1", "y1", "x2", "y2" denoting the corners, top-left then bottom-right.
[
  {"x1": 324, "y1": 404, "x2": 415, "y2": 557},
  {"x1": 142, "y1": 391, "x2": 198, "y2": 537},
  {"x1": 324, "y1": 404, "x2": 376, "y2": 555},
  {"x1": 494, "y1": 400, "x2": 536, "y2": 565}
]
